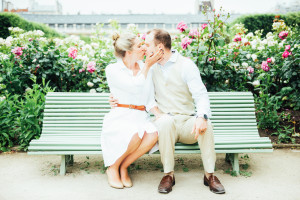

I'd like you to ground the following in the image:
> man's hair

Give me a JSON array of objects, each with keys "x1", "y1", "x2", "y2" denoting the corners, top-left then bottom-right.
[{"x1": 147, "y1": 29, "x2": 172, "y2": 50}]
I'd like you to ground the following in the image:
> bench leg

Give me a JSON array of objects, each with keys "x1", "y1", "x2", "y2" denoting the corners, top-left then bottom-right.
[
  {"x1": 66, "y1": 155, "x2": 74, "y2": 166},
  {"x1": 232, "y1": 153, "x2": 240, "y2": 176},
  {"x1": 225, "y1": 153, "x2": 240, "y2": 176},
  {"x1": 60, "y1": 155, "x2": 66, "y2": 175}
]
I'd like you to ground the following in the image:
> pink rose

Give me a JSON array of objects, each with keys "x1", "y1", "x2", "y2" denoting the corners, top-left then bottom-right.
[
  {"x1": 68, "y1": 47, "x2": 78, "y2": 59},
  {"x1": 247, "y1": 66, "x2": 254, "y2": 74},
  {"x1": 181, "y1": 37, "x2": 192, "y2": 50},
  {"x1": 267, "y1": 58, "x2": 272, "y2": 63},
  {"x1": 79, "y1": 68, "x2": 85, "y2": 73},
  {"x1": 11, "y1": 47, "x2": 24, "y2": 56},
  {"x1": 87, "y1": 61, "x2": 96, "y2": 73},
  {"x1": 261, "y1": 61, "x2": 270, "y2": 71},
  {"x1": 278, "y1": 31, "x2": 288, "y2": 40},
  {"x1": 176, "y1": 21, "x2": 188, "y2": 32},
  {"x1": 201, "y1": 24, "x2": 208, "y2": 30},
  {"x1": 285, "y1": 45, "x2": 291, "y2": 51},
  {"x1": 233, "y1": 34, "x2": 242, "y2": 42},
  {"x1": 282, "y1": 50, "x2": 291, "y2": 58},
  {"x1": 141, "y1": 33, "x2": 147, "y2": 40},
  {"x1": 188, "y1": 28, "x2": 200, "y2": 38},
  {"x1": 208, "y1": 57, "x2": 216, "y2": 61}
]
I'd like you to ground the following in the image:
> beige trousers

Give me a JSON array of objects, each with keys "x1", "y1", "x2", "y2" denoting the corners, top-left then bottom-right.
[{"x1": 154, "y1": 114, "x2": 216, "y2": 173}]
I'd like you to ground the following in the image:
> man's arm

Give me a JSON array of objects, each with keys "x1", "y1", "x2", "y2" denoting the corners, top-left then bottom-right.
[{"x1": 183, "y1": 59, "x2": 212, "y2": 139}]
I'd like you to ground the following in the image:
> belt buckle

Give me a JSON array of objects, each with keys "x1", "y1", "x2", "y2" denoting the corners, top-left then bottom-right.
[{"x1": 129, "y1": 104, "x2": 134, "y2": 109}]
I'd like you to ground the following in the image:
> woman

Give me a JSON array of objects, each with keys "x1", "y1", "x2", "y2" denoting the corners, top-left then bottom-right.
[{"x1": 101, "y1": 32, "x2": 163, "y2": 189}]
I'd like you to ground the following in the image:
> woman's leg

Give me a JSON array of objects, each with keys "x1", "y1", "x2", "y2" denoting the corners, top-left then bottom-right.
[
  {"x1": 120, "y1": 132, "x2": 158, "y2": 185},
  {"x1": 107, "y1": 133, "x2": 142, "y2": 188}
]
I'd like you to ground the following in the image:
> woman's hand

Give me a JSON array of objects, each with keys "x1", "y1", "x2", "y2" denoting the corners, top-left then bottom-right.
[{"x1": 145, "y1": 49, "x2": 164, "y2": 68}]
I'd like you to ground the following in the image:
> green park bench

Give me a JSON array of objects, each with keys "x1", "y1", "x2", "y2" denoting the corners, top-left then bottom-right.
[{"x1": 28, "y1": 92, "x2": 273, "y2": 175}]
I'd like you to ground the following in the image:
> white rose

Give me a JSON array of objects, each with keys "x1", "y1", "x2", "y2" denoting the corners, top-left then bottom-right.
[
  {"x1": 279, "y1": 42, "x2": 284, "y2": 48},
  {"x1": 35, "y1": 30, "x2": 45, "y2": 37},
  {"x1": 246, "y1": 32, "x2": 254, "y2": 38},
  {"x1": 250, "y1": 40, "x2": 257, "y2": 46},
  {"x1": 241, "y1": 38, "x2": 248, "y2": 43},
  {"x1": 252, "y1": 80, "x2": 260, "y2": 86},
  {"x1": 33, "y1": 59, "x2": 37, "y2": 63},
  {"x1": 261, "y1": 39, "x2": 267, "y2": 45},
  {"x1": 87, "y1": 82, "x2": 94, "y2": 87},
  {"x1": 0, "y1": 38, "x2": 5, "y2": 45},
  {"x1": 77, "y1": 55, "x2": 89, "y2": 62},
  {"x1": 251, "y1": 54, "x2": 258, "y2": 62},
  {"x1": 267, "y1": 41, "x2": 275, "y2": 47},
  {"x1": 266, "y1": 32, "x2": 273, "y2": 38},
  {"x1": 90, "y1": 89, "x2": 97, "y2": 93},
  {"x1": 246, "y1": 54, "x2": 251, "y2": 59},
  {"x1": 5, "y1": 36, "x2": 13, "y2": 47},
  {"x1": 225, "y1": 80, "x2": 229, "y2": 84},
  {"x1": 242, "y1": 62, "x2": 248, "y2": 68},
  {"x1": 257, "y1": 46, "x2": 265, "y2": 51},
  {"x1": 91, "y1": 43, "x2": 99, "y2": 49},
  {"x1": 271, "y1": 57, "x2": 275, "y2": 64}
]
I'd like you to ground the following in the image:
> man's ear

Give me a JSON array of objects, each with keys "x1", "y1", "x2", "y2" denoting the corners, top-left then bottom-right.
[{"x1": 158, "y1": 43, "x2": 164, "y2": 49}]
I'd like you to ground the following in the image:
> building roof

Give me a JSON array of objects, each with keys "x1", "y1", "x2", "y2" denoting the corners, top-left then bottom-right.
[{"x1": 19, "y1": 13, "x2": 241, "y2": 24}]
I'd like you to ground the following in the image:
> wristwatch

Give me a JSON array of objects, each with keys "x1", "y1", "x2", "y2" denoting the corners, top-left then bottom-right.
[{"x1": 196, "y1": 114, "x2": 208, "y2": 121}]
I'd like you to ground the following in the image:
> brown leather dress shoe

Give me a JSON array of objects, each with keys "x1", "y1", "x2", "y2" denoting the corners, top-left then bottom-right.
[
  {"x1": 204, "y1": 175, "x2": 225, "y2": 194},
  {"x1": 158, "y1": 175, "x2": 175, "y2": 194}
]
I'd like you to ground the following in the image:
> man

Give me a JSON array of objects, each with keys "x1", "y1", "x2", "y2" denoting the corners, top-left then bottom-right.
[{"x1": 110, "y1": 29, "x2": 225, "y2": 194}]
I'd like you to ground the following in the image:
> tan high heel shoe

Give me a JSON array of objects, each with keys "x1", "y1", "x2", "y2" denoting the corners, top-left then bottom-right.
[
  {"x1": 106, "y1": 168, "x2": 124, "y2": 189},
  {"x1": 122, "y1": 178, "x2": 133, "y2": 188}
]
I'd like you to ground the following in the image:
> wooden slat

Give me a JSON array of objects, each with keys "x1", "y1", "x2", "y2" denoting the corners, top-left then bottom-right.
[
  {"x1": 44, "y1": 109, "x2": 109, "y2": 113},
  {"x1": 46, "y1": 97, "x2": 109, "y2": 101},
  {"x1": 28, "y1": 91, "x2": 273, "y2": 157},
  {"x1": 210, "y1": 100, "x2": 254, "y2": 104}
]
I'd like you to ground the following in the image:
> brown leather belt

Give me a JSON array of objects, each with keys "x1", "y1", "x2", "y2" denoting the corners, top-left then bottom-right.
[{"x1": 116, "y1": 104, "x2": 146, "y2": 111}]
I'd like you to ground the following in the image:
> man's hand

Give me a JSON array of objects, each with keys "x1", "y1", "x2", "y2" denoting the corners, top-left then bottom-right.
[
  {"x1": 191, "y1": 117, "x2": 208, "y2": 140},
  {"x1": 150, "y1": 106, "x2": 165, "y2": 121},
  {"x1": 155, "y1": 113, "x2": 165, "y2": 121},
  {"x1": 108, "y1": 94, "x2": 119, "y2": 109}
]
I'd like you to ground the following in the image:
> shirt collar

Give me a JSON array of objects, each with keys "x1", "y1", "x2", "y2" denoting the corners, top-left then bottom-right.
[
  {"x1": 117, "y1": 58, "x2": 127, "y2": 70},
  {"x1": 169, "y1": 49, "x2": 178, "y2": 63},
  {"x1": 117, "y1": 58, "x2": 144, "y2": 72}
]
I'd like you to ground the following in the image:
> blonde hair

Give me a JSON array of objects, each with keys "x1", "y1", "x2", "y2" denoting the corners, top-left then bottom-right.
[{"x1": 112, "y1": 32, "x2": 136, "y2": 58}]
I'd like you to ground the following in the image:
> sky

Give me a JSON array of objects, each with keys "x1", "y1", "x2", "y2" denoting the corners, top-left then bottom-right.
[{"x1": 2, "y1": 0, "x2": 298, "y2": 14}]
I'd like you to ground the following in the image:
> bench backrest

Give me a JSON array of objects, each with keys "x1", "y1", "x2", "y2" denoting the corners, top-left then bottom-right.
[{"x1": 41, "y1": 92, "x2": 258, "y2": 139}]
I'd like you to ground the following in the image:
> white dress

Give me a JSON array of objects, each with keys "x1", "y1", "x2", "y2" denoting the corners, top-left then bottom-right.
[{"x1": 101, "y1": 59, "x2": 158, "y2": 167}]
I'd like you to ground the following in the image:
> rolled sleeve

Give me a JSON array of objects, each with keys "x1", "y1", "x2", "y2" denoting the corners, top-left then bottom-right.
[{"x1": 183, "y1": 59, "x2": 212, "y2": 118}]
